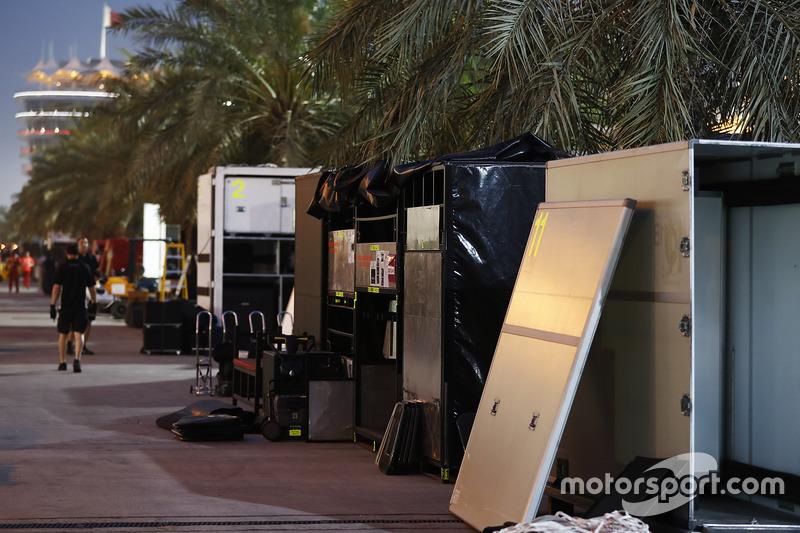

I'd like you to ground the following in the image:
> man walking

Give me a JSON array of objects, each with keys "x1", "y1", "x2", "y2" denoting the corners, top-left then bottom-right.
[
  {"x1": 67, "y1": 237, "x2": 101, "y2": 355},
  {"x1": 50, "y1": 243, "x2": 97, "y2": 373}
]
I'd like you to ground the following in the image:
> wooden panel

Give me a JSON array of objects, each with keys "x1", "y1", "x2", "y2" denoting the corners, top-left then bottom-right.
[{"x1": 450, "y1": 199, "x2": 635, "y2": 531}]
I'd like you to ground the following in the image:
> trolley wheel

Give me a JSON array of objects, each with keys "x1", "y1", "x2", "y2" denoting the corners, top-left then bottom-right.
[
  {"x1": 261, "y1": 420, "x2": 281, "y2": 441},
  {"x1": 109, "y1": 301, "x2": 126, "y2": 319}
]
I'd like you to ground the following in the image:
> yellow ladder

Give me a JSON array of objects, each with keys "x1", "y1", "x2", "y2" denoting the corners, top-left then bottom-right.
[{"x1": 160, "y1": 243, "x2": 188, "y2": 301}]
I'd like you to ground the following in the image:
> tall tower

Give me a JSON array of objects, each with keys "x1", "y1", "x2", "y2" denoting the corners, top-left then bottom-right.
[{"x1": 13, "y1": 46, "x2": 122, "y2": 173}]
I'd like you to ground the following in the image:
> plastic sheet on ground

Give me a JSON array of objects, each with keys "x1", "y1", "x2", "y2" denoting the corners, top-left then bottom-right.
[{"x1": 496, "y1": 511, "x2": 650, "y2": 533}]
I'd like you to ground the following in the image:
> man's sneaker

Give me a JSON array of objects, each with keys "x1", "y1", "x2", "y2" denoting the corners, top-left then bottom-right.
[
  {"x1": 82, "y1": 346, "x2": 94, "y2": 355},
  {"x1": 58, "y1": 362, "x2": 67, "y2": 371},
  {"x1": 73, "y1": 360, "x2": 82, "y2": 373},
  {"x1": 67, "y1": 341, "x2": 74, "y2": 355}
]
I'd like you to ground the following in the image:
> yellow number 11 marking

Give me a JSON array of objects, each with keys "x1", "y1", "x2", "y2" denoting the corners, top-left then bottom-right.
[{"x1": 528, "y1": 211, "x2": 549, "y2": 257}]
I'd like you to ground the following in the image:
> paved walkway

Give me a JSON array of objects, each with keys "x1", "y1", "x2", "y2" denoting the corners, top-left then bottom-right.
[{"x1": 0, "y1": 286, "x2": 471, "y2": 532}]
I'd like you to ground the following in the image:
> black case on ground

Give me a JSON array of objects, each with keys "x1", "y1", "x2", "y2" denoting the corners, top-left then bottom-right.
[
  {"x1": 142, "y1": 323, "x2": 183, "y2": 354},
  {"x1": 143, "y1": 300, "x2": 184, "y2": 324},
  {"x1": 171, "y1": 414, "x2": 244, "y2": 441}
]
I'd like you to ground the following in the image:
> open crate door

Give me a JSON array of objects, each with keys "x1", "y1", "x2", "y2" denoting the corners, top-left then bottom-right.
[{"x1": 450, "y1": 199, "x2": 636, "y2": 531}]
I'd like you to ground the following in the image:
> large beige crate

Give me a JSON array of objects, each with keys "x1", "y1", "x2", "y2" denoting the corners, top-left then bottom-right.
[
  {"x1": 546, "y1": 140, "x2": 800, "y2": 527},
  {"x1": 548, "y1": 143, "x2": 692, "y2": 476}
]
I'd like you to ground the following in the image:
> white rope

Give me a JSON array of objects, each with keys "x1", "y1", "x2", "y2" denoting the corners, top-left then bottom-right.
[{"x1": 498, "y1": 511, "x2": 650, "y2": 533}]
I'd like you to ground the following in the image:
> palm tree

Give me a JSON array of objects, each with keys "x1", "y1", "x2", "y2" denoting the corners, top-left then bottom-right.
[
  {"x1": 303, "y1": 0, "x2": 800, "y2": 166},
  {"x1": 106, "y1": 0, "x2": 345, "y2": 224},
  {"x1": 12, "y1": 117, "x2": 143, "y2": 241},
  {"x1": 304, "y1": 0, "x2": 487, "y2": 165}
]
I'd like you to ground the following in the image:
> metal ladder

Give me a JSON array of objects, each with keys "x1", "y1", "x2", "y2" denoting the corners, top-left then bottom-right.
[{"x1": 160, "y1": 243, "x2": 188, "y2": 301}]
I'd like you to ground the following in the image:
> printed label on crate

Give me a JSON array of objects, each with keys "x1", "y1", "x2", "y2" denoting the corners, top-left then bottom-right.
[
  {"x1": 388, "y1": 254, "x2": 396, "y2": 285},
  {"x1": 368, "y1": 250, "x2": 393, "y2": 288},
  {"x1": 355, "y1": 242, "x2": 397, "y2": 289}
]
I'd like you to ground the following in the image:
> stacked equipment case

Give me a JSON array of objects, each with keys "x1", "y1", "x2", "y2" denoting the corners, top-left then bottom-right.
[{"x1": 142, "y1": 300, "x2": 184, "y2": 354}]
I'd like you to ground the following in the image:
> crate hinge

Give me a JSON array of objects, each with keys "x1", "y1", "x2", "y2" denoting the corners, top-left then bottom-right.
[
  {"x1": 679, "y1": 314, "x2": 692, "y2": 337},
  {"x1": 681, "y1": 394, "x2": 692, "y2": 416},
  {"x1": 679, "y1": 236, "x2": 690, "y2": 257}
]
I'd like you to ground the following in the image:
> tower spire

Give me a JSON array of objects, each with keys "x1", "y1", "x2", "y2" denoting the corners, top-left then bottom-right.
[{"x1": 100, "y1": 3, "x2": 111, "y2": 59}]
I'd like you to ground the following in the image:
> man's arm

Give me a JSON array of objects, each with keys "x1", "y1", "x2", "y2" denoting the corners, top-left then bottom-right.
[
  {"x1": 50, "y1": 283, "x2": 61, "y2": 320},
  {"x1": 50, "y1": 283, "x2": 61, "y2": 307}
]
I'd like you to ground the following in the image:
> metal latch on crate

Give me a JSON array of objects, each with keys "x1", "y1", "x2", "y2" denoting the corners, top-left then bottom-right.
[
  {"x1": 679, "y1": 315, "x2": 692, "y2": 337},
  {"x1": 529, "y1": 411, "x2": 541, "y2": 431},
  {"x1": 681, "y1": 170, "x2": 691, "y2": 191},
  {"x1": 491, "y1": 399, "x2": 501, "y2": 416}
]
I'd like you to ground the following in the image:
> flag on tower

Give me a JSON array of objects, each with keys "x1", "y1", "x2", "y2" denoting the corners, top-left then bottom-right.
[{"x1": 103, "y1": 4, "x2": 124, "y2": 29}]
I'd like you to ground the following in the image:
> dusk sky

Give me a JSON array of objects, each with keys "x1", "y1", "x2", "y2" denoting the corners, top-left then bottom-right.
[{"x1": 0, "y1": 0, "x2": 170, "y2": 211}]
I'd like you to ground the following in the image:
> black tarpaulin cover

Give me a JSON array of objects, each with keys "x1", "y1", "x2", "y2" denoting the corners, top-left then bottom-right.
[
  {"x1": 306, "y1": 132, "x2": 564, "y2": 217},
  {"x1": 438, "y1": 162, "x2": 547, "y2": 469}
]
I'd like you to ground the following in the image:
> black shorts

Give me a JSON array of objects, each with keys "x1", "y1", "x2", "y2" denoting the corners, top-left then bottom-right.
[{"x1": 57, "y1": 307, "x2": 88, "y2": 335}]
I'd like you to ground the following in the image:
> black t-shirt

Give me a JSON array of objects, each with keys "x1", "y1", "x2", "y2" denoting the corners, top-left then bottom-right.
[
  {"x1": 54, "y1": 258, "x2": 94, "y2": 310},
  {"x1": 79, "y1": 253, "x2": 100, "y2": 279}
]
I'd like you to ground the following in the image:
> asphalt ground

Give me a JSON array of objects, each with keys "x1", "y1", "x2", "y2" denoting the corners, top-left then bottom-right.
[{"x1": 0, "y1": 285, "x2": 471, "y2": 532}]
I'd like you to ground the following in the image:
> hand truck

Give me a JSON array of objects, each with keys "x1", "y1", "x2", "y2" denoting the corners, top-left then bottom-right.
[
  {"x1": 191, "y1": 310, "x2": 215, "y2": 395},
  {"x1": 221, "y1": 310, "x2": 238, "y2": 355}
]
